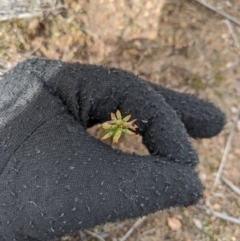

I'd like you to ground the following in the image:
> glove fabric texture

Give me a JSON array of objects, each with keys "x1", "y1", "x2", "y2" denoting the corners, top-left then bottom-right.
[{"x1": 0, "y1": 58, "x2": 225, "y2": 240}]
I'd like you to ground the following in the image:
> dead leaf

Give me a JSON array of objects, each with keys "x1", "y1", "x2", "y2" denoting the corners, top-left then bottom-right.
[
  {"x1": 167, "y1": 217, "x2": 182, "y2": 231},
  {"x1": 193, "y1": 218, "x2": 203, "y2": 230}
]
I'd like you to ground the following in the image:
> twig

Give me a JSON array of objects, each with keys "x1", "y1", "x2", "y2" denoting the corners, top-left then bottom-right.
[
  {"x1": 20, "y1": 46, "x2": 41, "y2": 59},
  {"x1": 78, "y1": 230, "x2": 85, "y2": 241},
  {"x1": 225, "y1": 19, "x2": 240, "y2": 49},
  {"x1": 197, "y1": 205, "x2": 240, "y2": 225},
  {"x1": 0, "y1": 5, "x2": 66, "y2": 22},
  {"x1": 13, "y1": 22, "x2": 28, "y2": 49},
  {"x1": 222, "y1": 176, "x2": 240, "y2": 195},
  {"x1": 0, "y1": 12, "x2": 42, "y2": 22},
  {"x1": 0, "y1": 59, "x2": 12, "y2": 77},
  {"x1": 207, "y1": 58, "x2": 240, "y2": 82},
  {"x1": 194, "y1": 0, "x2": 240, "y2": 27},
  {"x1": 221, "y1": 59, "x2": 240, "y2": 73},
  {"x1": 140, "y1": 227, "x2": 157, "y2": 238},
  {"x1": 214, "y1": 110, "x2": 239, "y2": 187},
  {"x1": 120, "y1": 216, "x2": 147, "y2": 241},
  {"x1": 84, "y1": 230, "x2": 106, "y2": 241}
]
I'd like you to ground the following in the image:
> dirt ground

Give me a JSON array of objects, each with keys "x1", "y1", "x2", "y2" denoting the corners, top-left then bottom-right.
[{"x1": 0, "y1": 0, "x2": 240, "y2": 240}]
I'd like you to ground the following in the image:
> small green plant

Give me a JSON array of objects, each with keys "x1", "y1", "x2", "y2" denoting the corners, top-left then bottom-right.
[{"x1": 101, "y1": 110, "x2": 138, "y2": 143}]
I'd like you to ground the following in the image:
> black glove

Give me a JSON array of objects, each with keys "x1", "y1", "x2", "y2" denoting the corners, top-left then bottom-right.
[{"x1": 0, "y1": 58, "x2": 225, "y2": 241}]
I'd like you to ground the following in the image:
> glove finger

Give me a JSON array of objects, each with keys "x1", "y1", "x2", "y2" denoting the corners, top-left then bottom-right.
[
  {"x1": 119, "y1": 87, "x2": 199, "y2": 165},
  {"x1": 146, "y1": 82, "x2": 226, "y2": 138},
  {"x1": 0, "y1": 113, "x2": 203, "y2": 240}
]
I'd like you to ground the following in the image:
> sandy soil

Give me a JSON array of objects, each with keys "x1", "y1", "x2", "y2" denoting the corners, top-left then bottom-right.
[{"x1": 0, "y1": 0, "x2": 239, "y2": 240}]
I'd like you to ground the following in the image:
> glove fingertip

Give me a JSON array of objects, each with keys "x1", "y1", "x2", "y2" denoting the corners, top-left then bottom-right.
[{"x1": 185, "y1": 101, "x2": 226, "y2": 139}]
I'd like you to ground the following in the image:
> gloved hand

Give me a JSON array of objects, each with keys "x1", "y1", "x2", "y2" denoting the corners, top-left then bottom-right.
[{"x1": 0, "y1": 58, "x2": 225, "y2": 241}]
